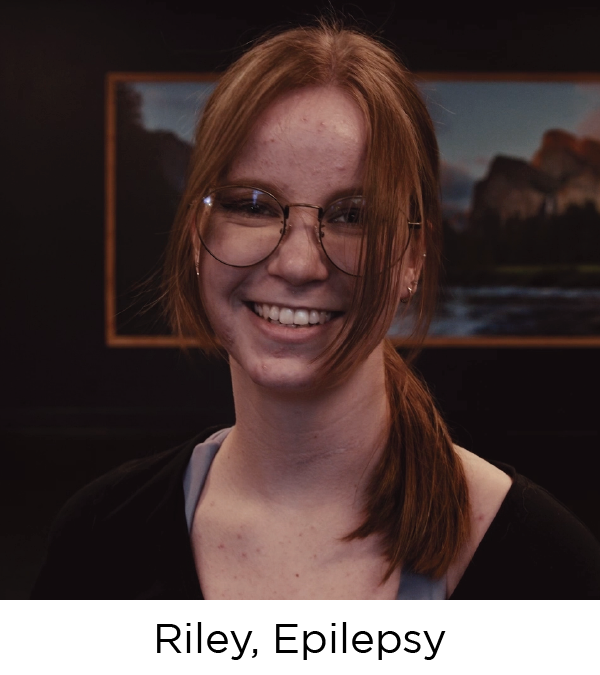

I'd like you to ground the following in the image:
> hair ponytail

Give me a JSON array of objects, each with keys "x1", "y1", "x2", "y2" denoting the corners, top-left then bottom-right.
[{"x1": 345, "y1": 340, "x2": 470, "y2": 579}]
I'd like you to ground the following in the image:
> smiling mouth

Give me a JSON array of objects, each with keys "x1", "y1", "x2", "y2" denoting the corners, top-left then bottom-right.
[{"x1": 251, "y1": 302, "x2": 336, "y2": 327}]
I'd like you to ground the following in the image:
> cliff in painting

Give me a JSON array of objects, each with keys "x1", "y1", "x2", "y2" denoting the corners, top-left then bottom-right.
[{"x1": 445, "y1": 129, "x2": 600, "y2": 287}]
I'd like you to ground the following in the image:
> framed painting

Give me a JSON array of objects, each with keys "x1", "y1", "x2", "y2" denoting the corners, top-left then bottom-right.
[
  {"x1": 105, "y1": 72, "x2": 600, "y2": 347},
  {"x1": 105, "y1": 73, "x2": 217, "y2": 347}
]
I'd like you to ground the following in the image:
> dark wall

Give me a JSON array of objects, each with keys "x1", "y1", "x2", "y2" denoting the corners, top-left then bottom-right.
[{"x1": 2, "y1": 1, "x2": 600, "y2": 598}]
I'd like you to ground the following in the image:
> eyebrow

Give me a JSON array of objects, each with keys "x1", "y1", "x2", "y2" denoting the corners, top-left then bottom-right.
[{"x1": 219, "y1": 177, "x2": 364, "y2": 203}]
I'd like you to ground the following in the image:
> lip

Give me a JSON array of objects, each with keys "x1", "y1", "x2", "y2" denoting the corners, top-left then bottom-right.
[
  {"x1": 244, "y1": 302, "x2": 342, "y2": 344},
  {"x1": 248, "y1": 300, "x2": 340, "y2": 313}
]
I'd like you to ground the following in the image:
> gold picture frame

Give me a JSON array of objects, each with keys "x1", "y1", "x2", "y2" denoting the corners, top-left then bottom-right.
[{"x1": 105, "y1": 72, "x2": 600, "y2": 347}]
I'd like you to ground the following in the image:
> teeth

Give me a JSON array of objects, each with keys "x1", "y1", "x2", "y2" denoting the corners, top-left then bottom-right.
[
  {"x1": 294, "y1": 309, "x2": 309, "y2": 325},
  {"x1": 279, "y1": 308, "x2": 294, "y2": 324},
  {"x1": 253, "y1": 303, "x2": 332, "y2": 327}
]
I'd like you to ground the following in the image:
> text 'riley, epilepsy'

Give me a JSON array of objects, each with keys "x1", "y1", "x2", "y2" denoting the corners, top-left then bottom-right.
[{"x1": 156, "y1": 622, "x2": 445, "y2": 661}]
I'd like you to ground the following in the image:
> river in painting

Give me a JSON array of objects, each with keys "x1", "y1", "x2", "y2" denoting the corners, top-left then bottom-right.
[{"x1": 389, "y1": 286, "x2": 600, "y2": 337}]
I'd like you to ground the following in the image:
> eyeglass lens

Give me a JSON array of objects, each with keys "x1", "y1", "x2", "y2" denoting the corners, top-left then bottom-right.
[{"x1": 197, "y1": 186, "x2": 368, "y2": 274}]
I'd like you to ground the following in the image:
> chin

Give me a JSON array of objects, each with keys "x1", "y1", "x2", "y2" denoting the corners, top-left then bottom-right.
[{"x1": 231, "y1": 354, "x2": 323, "y2": 394}]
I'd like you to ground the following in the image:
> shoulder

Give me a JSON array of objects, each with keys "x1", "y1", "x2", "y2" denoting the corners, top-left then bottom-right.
[
  {"x1": 46, "y1": 431, "x2": 209, "y2": 527},
  {"x1": 31, "y1": 428, "x2": 221, "y2": 599},
  {"x1": 452, "y1": 454, "x2": 600, "y2": 599},
  {"x1": 454, "y1": 446, "x2": 513, "y2": 522},
  {"x1": 447, "y1": 446, "x2": 512, "y2": 595}
]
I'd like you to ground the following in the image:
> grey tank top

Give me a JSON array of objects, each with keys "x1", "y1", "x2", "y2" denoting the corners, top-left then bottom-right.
[{"x1": 183, "y1": 428, "x2": 446, "y2": 600}]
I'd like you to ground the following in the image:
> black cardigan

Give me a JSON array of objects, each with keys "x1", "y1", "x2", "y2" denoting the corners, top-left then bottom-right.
[{"x1": 32, "y1": 429, "x2": 600, "y2": 599}]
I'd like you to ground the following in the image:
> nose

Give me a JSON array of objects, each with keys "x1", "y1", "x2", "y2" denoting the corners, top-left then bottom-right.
[{"x1": 265, "y1": 205, "x2": 329, "y2": 285}]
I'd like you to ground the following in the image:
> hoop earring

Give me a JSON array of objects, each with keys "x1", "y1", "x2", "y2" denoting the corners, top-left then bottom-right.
[{"x1": 400, "y1": 285, "x2": 413, "y2": 304}]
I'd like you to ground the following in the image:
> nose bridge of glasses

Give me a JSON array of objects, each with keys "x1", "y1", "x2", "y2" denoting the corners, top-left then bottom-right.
[{"x1": 283, "y1": 203, "x2": 324, "y2": 240}]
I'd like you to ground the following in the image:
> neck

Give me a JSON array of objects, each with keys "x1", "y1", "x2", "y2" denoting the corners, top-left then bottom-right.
[{"x1": 217, "y1": 344, "x2": 389, "y2": 508}]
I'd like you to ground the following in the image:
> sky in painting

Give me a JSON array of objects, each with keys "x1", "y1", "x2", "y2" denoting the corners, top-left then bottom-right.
[
  {"x1": 130, "y1": 81, "x2": 216, "y2": 144},
  {"x1": 421, "y1": 80, "x2": 600, "y2": 211},
  {"x1": 130, "y1": 79, "x2": 600, "y2": 213}
]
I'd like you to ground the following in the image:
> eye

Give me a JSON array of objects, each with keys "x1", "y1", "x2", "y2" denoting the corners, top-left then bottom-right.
[
  {"x1": 211, "y1": 188, "x2": 283, "y2": 222},
  {"x1": 224, "y1": 198, "x2": 278, "y2": 218},
  {"x1": 323, "y1": 197, "x2": 367, "y2": 230}
]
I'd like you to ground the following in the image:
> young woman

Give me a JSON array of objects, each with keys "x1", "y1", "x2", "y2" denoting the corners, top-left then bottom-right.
[{"x1": 33, "y1": 23, "x2": 600, "y2": 599}]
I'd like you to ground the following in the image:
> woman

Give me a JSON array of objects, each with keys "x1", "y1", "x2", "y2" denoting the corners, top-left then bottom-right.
[{"x1": 33, "y1": 23, "x2": 600, "y2": 599}]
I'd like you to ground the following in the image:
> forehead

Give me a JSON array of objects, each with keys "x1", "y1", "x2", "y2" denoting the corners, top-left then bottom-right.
[{"x1": 227, "y1": 86, "x2": 367, "y2": 198}]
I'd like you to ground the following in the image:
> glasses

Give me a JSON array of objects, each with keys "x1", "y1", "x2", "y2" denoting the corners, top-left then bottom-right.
[{"x1": 194, "y1": 185, "x2": 421, "y2": 277}]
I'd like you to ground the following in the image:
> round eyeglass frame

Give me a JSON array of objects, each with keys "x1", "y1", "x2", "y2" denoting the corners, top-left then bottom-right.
[{"x1": 193, "y1": 184, "x2": 422, "y2": 277}]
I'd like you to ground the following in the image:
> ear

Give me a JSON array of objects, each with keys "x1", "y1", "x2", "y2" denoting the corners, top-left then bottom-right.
[
  {"x1": 193, "y1": 237, "x2": 201, "y2": 278},
  {"x1": 399, "y1": 231, "x2": 425, "y2": 304},
  {"x1": 189, "y1": 203, "x2": 201, "y2": 278}
]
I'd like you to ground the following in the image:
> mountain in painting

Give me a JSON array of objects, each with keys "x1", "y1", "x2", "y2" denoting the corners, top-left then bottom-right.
[
  {"x1": 471, "y1": 155, "x2": 558, "y2": 223},
  {"x1": 115, "y1": 83, "x2": 193, "y2": 334},
  {"x1": 444, "y1": 129, "x2": 600, "y2": 286},
  {"x1": 472, "y1": 129, "x2": 600, "y2": 223},
  {"x1": 531, "y1": 129, "x2": 600, "y2": 214}
]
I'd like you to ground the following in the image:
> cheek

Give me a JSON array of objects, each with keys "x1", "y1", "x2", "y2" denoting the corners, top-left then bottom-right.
[
  {"x1": 198, "y1": 256, "x2": 245, "y2": 339},
  {"x1": 199, "y1": 269, "x2": 227, "y2": 325},
  {"x1": 198, "y1": 278, "x2": 233, "y2": 351},
  {"x1": 199, "y1": 251, "x2": 232, "y2": 302},
  {"x1": 199, "y1": 265, "x2": 219, "y2": 312}
]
